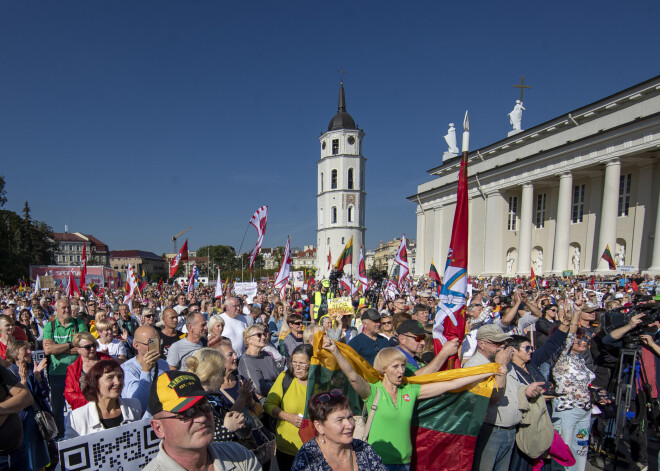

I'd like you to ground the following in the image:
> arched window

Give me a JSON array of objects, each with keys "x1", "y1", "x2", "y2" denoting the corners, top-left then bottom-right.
[
  {"x1": 348, "y1": 205, "x2": 354, "y2": 222},
  {"x1": 331, "y1": 207, "x2": 337, "y2": 224},
  {"x1": 331, "y1": 170, "x2": 337, "y2": 189},
  {"x1": 348, "y1": 168, "x2": 354, "y2": 189},
  {"x1": 319, "y1": 208, "x2": 324, "y2": 228},
  {"x1": 320, "y1": 172, "x2": 324, "y2": 192}
]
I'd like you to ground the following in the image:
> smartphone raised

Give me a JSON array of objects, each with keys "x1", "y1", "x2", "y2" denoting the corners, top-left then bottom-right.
[{"x1": 148, "y1": 337, "x2": 159, "y2": 354}]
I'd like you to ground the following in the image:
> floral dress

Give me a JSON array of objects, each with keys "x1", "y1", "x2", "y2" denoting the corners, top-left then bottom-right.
[
  {"x1": 291, "y1": 438, "x2": 387, "y2": 471},
  {"x1": 552, "y1": 333, "x2": 595, "y2": 411}
]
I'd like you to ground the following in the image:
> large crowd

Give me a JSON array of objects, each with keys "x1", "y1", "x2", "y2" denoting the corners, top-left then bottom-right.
[{"x1": 0, "y1": 272, "x2": 659, "y2": 471}]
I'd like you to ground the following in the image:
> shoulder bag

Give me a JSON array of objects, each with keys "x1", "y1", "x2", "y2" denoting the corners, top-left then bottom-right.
[{"x1": 353, "y1": 387, "x2": 381, "y2": 441}]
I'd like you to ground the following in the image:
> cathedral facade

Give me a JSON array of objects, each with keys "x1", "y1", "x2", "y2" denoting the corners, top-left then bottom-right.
[{"x1": 409, "y1": 75, "x2": 660, "y2": 276}]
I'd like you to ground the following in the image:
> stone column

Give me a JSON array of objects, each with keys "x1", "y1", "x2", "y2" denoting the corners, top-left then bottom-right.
[
  {"x1": 648, "y1": 186, "x2": 660, "y2": 273},
  {"x1": 517, "y1": 182, "x2": 534, "y2": 274},
  {"x1": 596, "y1": 160, "x2": 621, "y2": 272},
  {"x1": 552, "y1": 173, "x2": 573, "y2": 273},
  {"x1": 485, "y1": 191, "x2": 505, "y2": 274},
  {"x1": 415, "y1": 206, "x2": 425, "y2": 277}
]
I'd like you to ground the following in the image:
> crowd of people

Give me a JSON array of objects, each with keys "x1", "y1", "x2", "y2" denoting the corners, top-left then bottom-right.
[{"x1": 0, "y1": 271, "x2": 658, "y2": 471}]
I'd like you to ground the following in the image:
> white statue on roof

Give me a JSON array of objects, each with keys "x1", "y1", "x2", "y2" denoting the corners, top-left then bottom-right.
[
  {"x1": 508, "y1": 100, "x2": 525, "y2": 131},
  {"x1": 443, "y1": 123, "x2": 459, "y2": 156}
]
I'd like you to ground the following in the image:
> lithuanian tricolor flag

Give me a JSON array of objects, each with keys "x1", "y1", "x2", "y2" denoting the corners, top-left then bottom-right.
[
  {"x1": 334, "y1": 236, "x2": 354, "y2": 271},
  {"x1": 601, "y1": 244, "x2": 617, "y2": 270},
  {"x1": 301, "y1": 332, "x2": 499, "y2": 470},
  {"x1": 429, "y1": 259, "x2": 441, "y2": 282}
]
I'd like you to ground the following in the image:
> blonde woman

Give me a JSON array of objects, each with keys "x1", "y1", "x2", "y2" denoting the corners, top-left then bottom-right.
[
  {"x1": 64, "y1": 332, "x2": 112, "y2": 410},
  {"x1": 186, "y1": 347, "x2": 278, "y2": 466},
  {"x1": 238, "y1": 324, "x2": 283, "y2": 400}
]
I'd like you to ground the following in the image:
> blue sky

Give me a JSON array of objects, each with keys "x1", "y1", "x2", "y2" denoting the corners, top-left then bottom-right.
[{"x1": 1, "y1": 1, "x2": 658, "y2": 256}]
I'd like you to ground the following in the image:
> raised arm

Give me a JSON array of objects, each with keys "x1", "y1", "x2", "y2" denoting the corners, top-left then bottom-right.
[
  {"x1": 418, "y1": 366, "x2": 504, "y2": 400},
  {"x1": 322, "y1": 335, "x2": 371, "y2": 399}
]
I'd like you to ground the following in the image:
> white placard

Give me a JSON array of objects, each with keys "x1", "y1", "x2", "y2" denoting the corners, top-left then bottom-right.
[
  {"x1": 233, "y1": 282, "x2": 258, "y2": 297},
  {"x1": 57, "y1": 418, "x2": 160, "y2": 470},
  {"x1": 292, "y1": 271, "x2": 304, "y2": 288},
  {"x1": 619, "y1": 265, "x2": 635, "y2": 273}
]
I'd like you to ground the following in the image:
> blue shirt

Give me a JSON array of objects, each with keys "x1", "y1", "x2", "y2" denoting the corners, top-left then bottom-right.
[
  {"x1": 348, "y1": 333, "x2": 389, "y2": 365},
  {"x1": 121, "y1": 357, "x2": 169, "y2": 413}
]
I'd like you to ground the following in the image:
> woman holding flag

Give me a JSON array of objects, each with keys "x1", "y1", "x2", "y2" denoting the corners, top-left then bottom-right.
[{"x1": 322, "y1": 335, "x2": 503, "y2": 471}]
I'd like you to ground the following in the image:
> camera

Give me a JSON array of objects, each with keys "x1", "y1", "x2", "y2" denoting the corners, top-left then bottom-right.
[
  {"x1": 601, "y1": 302, "x2": 660, "y2": 349},
  {"x1": 365, "y1": 270, "x2": 388, "y2": 306}
]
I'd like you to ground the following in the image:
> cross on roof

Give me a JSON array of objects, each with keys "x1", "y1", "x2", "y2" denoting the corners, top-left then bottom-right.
[
  {"x1": 338, "y1": 66, "x2": 346, "y2": 85},
  {"x1": 514, "y1": 76, "x2": 531, "y2": 102}
]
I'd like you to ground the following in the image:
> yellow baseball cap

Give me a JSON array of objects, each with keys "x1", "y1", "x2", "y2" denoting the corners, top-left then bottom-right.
[{"x1": 149, "y1": 370, "x2": 211, "y2": 414}]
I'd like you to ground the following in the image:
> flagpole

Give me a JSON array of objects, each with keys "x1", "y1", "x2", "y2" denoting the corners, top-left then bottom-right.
[{"x1": 237, "y1": 222, "x2": 251, "y2": 282}]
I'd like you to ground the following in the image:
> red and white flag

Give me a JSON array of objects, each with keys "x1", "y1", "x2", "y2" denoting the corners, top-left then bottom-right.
[
  {"x1": 123, "y1": 264, "x2": 139, "y2": 303},
  {"x1": 214, "y1": 268, "x2": 223, "y2": 299},
  {"x1": 274, "y1": 236, "x2": 292, "y2": 299},
  {"x1": 358, "y1": 246, "x2": 368, "y2": 287},
  {"x1": 187, "y1": 263, "x2": 199, "y2": 294},
  {"x1": 169, "y1": 239, "x2": 189, "y2": 278},
  {"x1": 394, "y1": 235, "x2": 410, "y2": 288},
  {"x1": 341, "y1": 275, "x2": 357, "y2": 296},
  {"x1": 80, "y1": 244, "x2": 87, "y2": 292},
  {"x1": 248, "y1": 206, "x2": 268, "y2": 271},
  {"x1": 65, "y1": 270, "x2": 80, "y2": 298},
  {"x1": 327, "y1": 249, "x2": 332, "y2": 270}
]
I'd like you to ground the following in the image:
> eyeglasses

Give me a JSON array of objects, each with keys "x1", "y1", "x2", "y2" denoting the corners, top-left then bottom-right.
[
  {"x1": 291, "y1": 362, "x2": 310, "y2": 369},
  {"x1": 290, "y1": 321, "x2": 303, "y2": 326},
  {"x1": 315, "y1": 388, "x2": 343, "y2": 403},
  {"x1": 250, "y1": 332, "x2": 267, "y2": 339},
  {"x1": 381, "y1": 321, "x2": 393, "y2": 325},
  {"x1": 78, "y1": 344, "x2": 96, "y2": 351},
  {"x1": 143, "y1": 314, "x2": 155, "y2": 318},
  {"x1": 403, "y1": 334, "x2": 425, "y2": 342},
  {"x1": 157, "y1": 402, "x2": 213, "y2": 421},
  {"x1": 576, "y1": 338, "x2": 589, "y2": 344},
  {"x1": 521, "y1": 346, "x2": 535, "y2": 353}
]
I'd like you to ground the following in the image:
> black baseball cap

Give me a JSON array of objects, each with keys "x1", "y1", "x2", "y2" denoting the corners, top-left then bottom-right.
[{"x1": 397, "y1": 320, "x2": 431, "y2": 336}]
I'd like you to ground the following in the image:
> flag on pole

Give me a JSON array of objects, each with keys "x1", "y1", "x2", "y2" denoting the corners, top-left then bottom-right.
[
  {"x1": 34, "y1": 275, "x2": 41, "y2": 293},
  {"x1": 327, "y1": 249, "x2": 332, "y2": 270},
  {"x1": 335, "y1": 236, "x2": 354, "y2": 271},
  {"x1": 274, "y1": 236, "x2": 292, "y2": 299},
  {"x1": 214, "y1": 268, "x2": 223, "y2": 299},
  {"x1": 248, "y1": 206, "x2": 269, "y2": 271},
  {"x1": 123, "y1": 264, "x2": 138, "y2": 303},
  {"x1": 65, "y1": 270, "x2": 81, "y2": 298},
  {"x1": 224, "y1": 276, "x2": 230, "y2": 297},
  {"x1": 530, "y1": 267, "x2": 536, "y2": 288},
  {"x1": 187, "y1": 263, "x2": 199, "y2": 294},
  {"x1": 358, "y1": 246, "x2": 368, "y2": 287},
  {"x1": 341, "y1": 275, "x2": 358, "y2": 296},
  {"x1": 157, "y1": 278, "x2": 163, "y2": 292},
  {"x1": 394, "y1": 235, "x2": 410, "y2": 288},
  {"x1": 601, "y1": 245, "x2": 617, "y2": 270},
  {"x1": 169, "y1": 239, "x2": 189, "y2": 278},
  {"x1": 80, "y1": 243, "x2": 87, "y2": 292},
  {"x1": 429, "y1": 259, "x2": 441, "y2": 283},
  {"x1": 433, "y1": 111, "x2": 470, "y2": 370}
]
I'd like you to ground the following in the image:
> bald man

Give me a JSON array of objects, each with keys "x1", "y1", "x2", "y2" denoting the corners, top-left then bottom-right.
[{"x1": 121, "y1": 326, "x2": 169, "y2": 413}]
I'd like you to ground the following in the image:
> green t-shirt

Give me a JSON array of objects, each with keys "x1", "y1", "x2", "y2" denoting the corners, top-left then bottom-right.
[
  {"x1": 366, "y1": 380, "x2": 422, "y2": 464},
  {"x1": 42, "y1": 318, "x2": 88, "y2": 376}
]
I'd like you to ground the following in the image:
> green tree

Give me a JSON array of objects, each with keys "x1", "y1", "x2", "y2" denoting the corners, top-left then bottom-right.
[{"x1": 0, "y1": 176, "x2": 6, "y2": 208}]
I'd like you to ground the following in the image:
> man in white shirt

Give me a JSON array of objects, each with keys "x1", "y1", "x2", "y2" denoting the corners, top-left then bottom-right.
[{"x1": 219, "y1": 297, "x2": 250, "y2": 357}]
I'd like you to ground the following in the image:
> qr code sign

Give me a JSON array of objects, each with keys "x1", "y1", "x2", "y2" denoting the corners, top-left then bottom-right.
[{"x1": 58, "y1": 419, "x2": 160, "y2": 470}]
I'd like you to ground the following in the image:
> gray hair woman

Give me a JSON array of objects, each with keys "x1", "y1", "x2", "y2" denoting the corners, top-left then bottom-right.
[{"x1": 237, "y1": 324, "x2": 283, "y2": 401}]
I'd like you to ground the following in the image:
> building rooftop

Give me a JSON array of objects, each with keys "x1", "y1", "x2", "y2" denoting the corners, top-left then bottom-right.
[{"x1": 110, "y1": 250, "x2": 164, "y2": 260}]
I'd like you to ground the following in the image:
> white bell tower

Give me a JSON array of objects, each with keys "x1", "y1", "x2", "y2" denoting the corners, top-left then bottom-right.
[{"x1": 316, "y1": 82, "x2": 367, "y2": 279}]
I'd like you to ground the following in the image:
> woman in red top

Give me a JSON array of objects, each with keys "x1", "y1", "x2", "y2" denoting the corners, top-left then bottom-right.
[{"x1": 64, "y1": 331, "x2": 111, "y2": 409}]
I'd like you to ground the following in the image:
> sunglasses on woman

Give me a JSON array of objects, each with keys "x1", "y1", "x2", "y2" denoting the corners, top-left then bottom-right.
[
  {"x1": 520, "y1": 345, "x2": 534, "y2": 353},
  {"x1": 315, "y1": 388, "x2": 343, "y2": 403}
]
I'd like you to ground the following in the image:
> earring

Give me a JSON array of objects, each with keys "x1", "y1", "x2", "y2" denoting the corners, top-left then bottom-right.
[{"x1": 320, "y1": 434, "x2": 325, "y2": 443}]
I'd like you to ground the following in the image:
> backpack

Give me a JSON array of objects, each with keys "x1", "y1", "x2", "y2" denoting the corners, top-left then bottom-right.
[{"x1": 515, "y1": 384, "x2": 554, "y2": 458}]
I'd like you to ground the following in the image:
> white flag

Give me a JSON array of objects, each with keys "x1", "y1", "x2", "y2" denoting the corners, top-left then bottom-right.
[
  {"x1": 214, "y1": 268, "x2": 223, "y2": 299},
  {"x1": 274, "y1": 237, "x2": 292, "y2": 299}
]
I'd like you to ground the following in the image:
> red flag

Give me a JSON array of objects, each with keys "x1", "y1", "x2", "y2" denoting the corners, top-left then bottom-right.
[
  {"x1": 394, "y1": 235, "x2": 410, "y2": 288},
  {"x1": 65, "y1": 270, "x2": 81, "y2": 298},
  {"x1": 433, "y1": 112, "x2": 469, "y2": 371},
  {"x1": 631, "y1": 280, "x2": 639, "y2": 292},
  {"x1": 530, "y1": 267, "x2": 536, "y2": 288},
  {"x1": 358, "y1": 246, "x2": 368, "y2": 287},
  {"x1": 157, "y1": 278, "x2": 163, "y2": 292},
  {"x1": 327, "y1": 249, "x2": 331, "y2": 270},
  {"x1": 80, "y1": 243, "x2": 87, "y2": 292},
  {"x1": 169, "y1": 239, "x2": 189, "y2": 278},
  {"x1": 248, "y1": 206, "x2": 268, "y2": 270}
]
